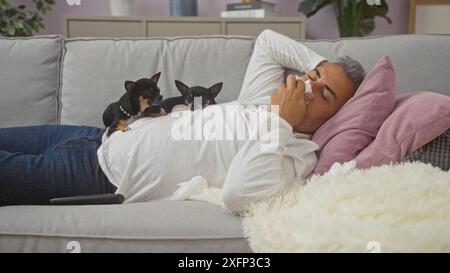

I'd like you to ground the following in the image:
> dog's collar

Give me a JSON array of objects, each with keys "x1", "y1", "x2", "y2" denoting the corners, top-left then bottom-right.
[{"x1": 119, "y1": 105, "x2": 135, "y2": 118}]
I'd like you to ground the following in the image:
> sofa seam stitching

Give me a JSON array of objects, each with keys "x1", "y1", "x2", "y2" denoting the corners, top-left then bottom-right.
[
  {"x1": 0, "y1": 232, "x2": 244, "y2": 241},
  {"x1": 56, "y1": 37, "x2": 64, "y2": 125},
  {"x1": 64, "y1": 36, "x2": 255, "y2": 43}
]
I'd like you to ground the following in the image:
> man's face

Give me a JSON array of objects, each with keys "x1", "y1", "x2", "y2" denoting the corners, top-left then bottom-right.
[{"x1": 294, "y1": 61, "x2": 357, "y2": 134}]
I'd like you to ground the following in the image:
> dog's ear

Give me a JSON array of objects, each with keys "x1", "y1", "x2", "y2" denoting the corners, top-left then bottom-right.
[
  {"x1": 125, "y1": 81, "x2": 136, "y2": 93},
  {"x1": 175, "y1": 80, "x2": 189, "y2": 96},
  {"x1": 209, "y1": 82, "x2": 223, "y2": 98},
  {"x1": 150, "y1": 72, "x2": 162, "y2": 84}
]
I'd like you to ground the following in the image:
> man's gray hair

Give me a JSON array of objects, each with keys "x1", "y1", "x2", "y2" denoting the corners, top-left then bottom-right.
[{"x1": 335, "y1": 56, "x2": 366, "y2": 87}]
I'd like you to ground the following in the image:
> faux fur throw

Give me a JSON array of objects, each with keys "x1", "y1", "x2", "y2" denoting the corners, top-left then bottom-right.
[{"x1": 178, "y1": 162, "x2": 450, "y2": 252}]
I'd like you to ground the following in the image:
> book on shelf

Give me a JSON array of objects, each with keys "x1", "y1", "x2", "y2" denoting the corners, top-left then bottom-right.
[
  {"x1": 221, "y1": 9, "x2": 278, "y2": 18},
  {"x1": 227, "y1": 1, "x2": 276, "y2": 12},
  {"x1": 241, "y1": 0, "x2": 261, "y2": 3}
]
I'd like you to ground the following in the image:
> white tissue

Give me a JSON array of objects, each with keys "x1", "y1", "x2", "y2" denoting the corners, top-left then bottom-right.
[
  {"x1": 294, "y1": 75, "x2": 312, "y2": 93},
  {"x1": 171, "y1": 176, "x2": 209, "y2": 201},
  {"x1": 326, "y1": 161, "x2": 357, "y2": 177},
  {"x1": 304, "y1": 80, "x2": 312, "y2": 93}
]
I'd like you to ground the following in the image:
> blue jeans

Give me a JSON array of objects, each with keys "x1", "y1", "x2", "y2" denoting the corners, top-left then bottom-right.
[{"x1": 0, "y1": 125, "x2": 116, "y2": 206}]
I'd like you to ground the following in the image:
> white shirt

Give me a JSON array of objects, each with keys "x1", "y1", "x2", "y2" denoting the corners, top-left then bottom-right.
[{"x1": 97, "y1": 29, "x2": 326, "y2": 213}]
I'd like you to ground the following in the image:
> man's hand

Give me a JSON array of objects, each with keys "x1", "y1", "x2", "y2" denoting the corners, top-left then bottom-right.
[{"x1": 270, "y1": 74, "x2": 307, "y2": 127}]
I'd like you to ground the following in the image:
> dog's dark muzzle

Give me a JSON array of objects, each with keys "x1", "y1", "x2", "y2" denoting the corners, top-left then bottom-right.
[{"x1": 152, "y1": 95, "x2": 163, "y2": 106}]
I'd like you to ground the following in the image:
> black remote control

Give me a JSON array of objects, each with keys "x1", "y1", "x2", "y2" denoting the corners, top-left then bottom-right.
[{"x1": 49, "y1": 194, "x2": 125, "y2": 206}]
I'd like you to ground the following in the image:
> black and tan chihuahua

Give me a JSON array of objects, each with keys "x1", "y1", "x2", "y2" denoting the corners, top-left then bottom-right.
[{"x1": 102, "y1": 72, "x2": 164, "y2": 137}]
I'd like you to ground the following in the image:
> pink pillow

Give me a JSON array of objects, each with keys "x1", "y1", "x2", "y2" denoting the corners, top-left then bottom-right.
[
  {"x1": 312, "y1": 56, "x2": 397, "y2": 175},
  {"x1": 355, "y1": 91, "x2": 450, "y2": 169}
]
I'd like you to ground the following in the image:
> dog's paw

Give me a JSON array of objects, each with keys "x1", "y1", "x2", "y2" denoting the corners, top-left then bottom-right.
[
  {"x1": 142, "y1": 106, "x2": 167, "y2": 118},
  {"x1": 117, "y1": 123, "x2": 131, "y2": 132}
]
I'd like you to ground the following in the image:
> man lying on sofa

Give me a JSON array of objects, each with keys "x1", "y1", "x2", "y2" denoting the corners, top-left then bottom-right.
[{"x1": 0, "y1": 29, "x2": 366, "y2": 213}]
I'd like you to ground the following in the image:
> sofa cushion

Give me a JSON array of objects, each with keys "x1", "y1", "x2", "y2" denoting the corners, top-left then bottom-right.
[
  {"x1": 0, "y1": 200, "x2": 250, "y2": 253},
  {"x1": 0, "y1": 36, "x2": 62, "y2": 127},
  {"x1": 60, "y1": 36, "x2": 254, "y2": 127}
]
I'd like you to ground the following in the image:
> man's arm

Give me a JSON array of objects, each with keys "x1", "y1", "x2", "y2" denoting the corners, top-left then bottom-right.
[
  {"x1": 222, "y1": 113, "x2": 319, "y2": 214},
  {"x1": 237, "y1": 29, "x2": 326, "y2": 104}
]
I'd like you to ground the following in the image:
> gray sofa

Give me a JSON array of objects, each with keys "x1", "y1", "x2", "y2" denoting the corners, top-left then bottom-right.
[{"x1": 0, "y1": 33, "x2": 449, "y2": 253}]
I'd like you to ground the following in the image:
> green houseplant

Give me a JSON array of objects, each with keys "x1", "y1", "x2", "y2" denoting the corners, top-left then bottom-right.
[
  {"x1": 0, "y1": 0, "x2": 55, "y2": 37},
  {"x1": 298, "y1": 0, "x2": 392, "y2": 37}
]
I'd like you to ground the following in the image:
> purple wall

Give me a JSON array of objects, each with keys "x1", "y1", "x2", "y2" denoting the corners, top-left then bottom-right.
[{"x1": 13, "y1": 0, "x2": 409, "y2": 39}]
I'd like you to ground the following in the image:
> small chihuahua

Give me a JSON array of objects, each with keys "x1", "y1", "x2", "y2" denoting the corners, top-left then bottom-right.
[
  {"x1": 102, "y1": 72, "x2": 164, "y2": 137},
  {"x1": 144, "y1": 80, "x2": 223, "y2": 116}
]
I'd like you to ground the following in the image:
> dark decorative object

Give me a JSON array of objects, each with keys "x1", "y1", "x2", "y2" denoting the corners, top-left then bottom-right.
[
  {"x1": 298, "y1": 0, "x2": 392, "y2": 37},
  {"x1": 170, "y1": 0, "x2": 198, "y2": 16},
  {"x1": 405, "y1": 129, "x2": 450, "y2": 171}
]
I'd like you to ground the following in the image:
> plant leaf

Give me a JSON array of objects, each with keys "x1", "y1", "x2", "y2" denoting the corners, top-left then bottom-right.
[{"x1": 298, "y1": 0, "x2": 336, "y2": 17}]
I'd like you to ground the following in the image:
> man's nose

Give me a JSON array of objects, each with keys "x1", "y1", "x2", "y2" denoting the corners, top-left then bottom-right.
[{"x1": 310, "y1": 79, "x2": 325, "y2": 93}]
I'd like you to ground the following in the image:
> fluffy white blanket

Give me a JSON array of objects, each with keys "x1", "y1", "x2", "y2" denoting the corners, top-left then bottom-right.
[{"x1": 174, "y1": 162, "x2": 450, "y2": 252}]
